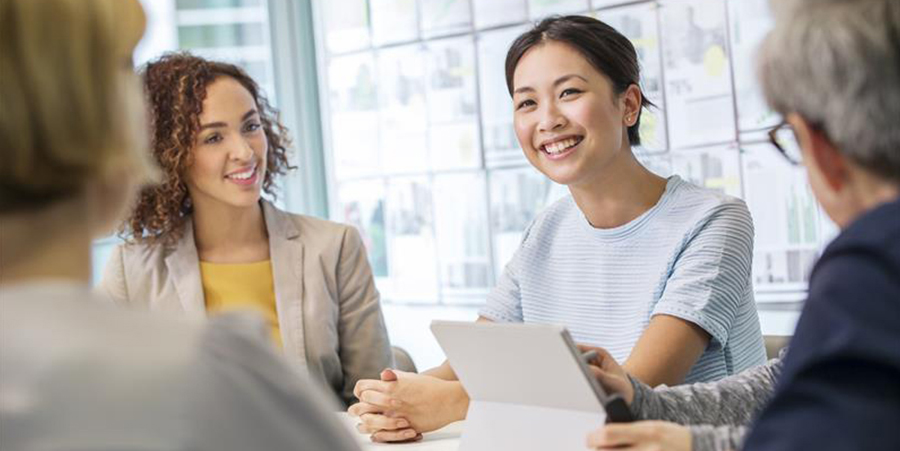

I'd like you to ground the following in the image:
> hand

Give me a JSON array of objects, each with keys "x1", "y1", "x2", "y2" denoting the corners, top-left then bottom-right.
[
  {"x1": 578, "y1": 344, "x2": 634, "y2": 405},
  {"x1": 587, "y1": 421, "x2": 691, "y2": 450},
  {"x1": 349, "y1": 369, "x2": 469, "y2": 442}
]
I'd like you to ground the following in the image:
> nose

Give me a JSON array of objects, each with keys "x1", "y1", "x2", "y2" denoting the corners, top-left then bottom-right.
[
  {"x1": 229, "y1": 136, "x2": 255, "y2": 162},
  {"x1": 537, "y1": 102, "x2": 567, "y2": 133}
]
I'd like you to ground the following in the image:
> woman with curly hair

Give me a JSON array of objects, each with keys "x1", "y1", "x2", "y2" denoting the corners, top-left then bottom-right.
[{"x1": 99, "y1": 53, "x2": 393, "y2": 407}]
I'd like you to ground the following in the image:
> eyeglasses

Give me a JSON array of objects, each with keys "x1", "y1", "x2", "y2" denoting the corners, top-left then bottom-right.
[{"x1": 767, "y1": 120, "x2": 802, "y2": 165}]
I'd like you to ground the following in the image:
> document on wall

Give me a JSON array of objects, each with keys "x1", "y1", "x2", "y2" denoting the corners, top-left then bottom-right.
[
  {"x1": 420, "y1": 0, "x2": 473, "y2": 38},
  {"x1": 433, "y1": 172, "x2": 493, "y2": 302},
  {"x1": 384, "y1": 177, "x2": 440, "y2": 303},
  {"x1": 425, "y1": 36, "x2": 482, "y2": 170},
  {"x1": 478, "y1": 26, "x2": 530, "y2": 168},
  {"x1": 377, "y1": 44, "x2": 430, "y2": 175},
  {"x1": 660, "y1": 0, "x2": 736, "y2": 149},
  {"x1": 742, "y1": 143, "x2": 823, "y2": 298},
  {"x1": 321, "y1": 0, "x2": 370, "y2": 54},
  {"x1": 338, "y1": 180, "x2": 390, "y2": 279},
  {"x1": 488, "y1": 167, "x2": 566, "y2": 276},
  {"x1": 473, "y1": 0, "x2": 528, "y2": 30},
  {"x1": 528, "y1": 0, "x2": 590, "y2": 20},
  {"x1": 370, "y1": 0, "x2": 419, "y2": 46},
  {"x1": 728, "y1": 0, "x2": 780, "y2": 132},
  {"x1": 597, "y1": 2, "x2": 668, "y2": 152},
  {"x1": 327, "y1": 53, "x2": 381, "y2": 180},
  {"x1": 670, "y1": 144, "x2": 743, "y2": 198}
]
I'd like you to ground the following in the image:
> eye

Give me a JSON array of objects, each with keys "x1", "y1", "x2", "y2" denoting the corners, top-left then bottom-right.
[
  {"x1": 243, "y1": 121, "x2": 262, "y2": 133},
  {"x1": 516, "y1": 99, "x2": 536, "y2": 110},
  {"x1": 560, "y1": 88, "x2": 583, "y2": 98},
  {"x1": 203, "y1": 133, "x2": 223, "y2": 145}
]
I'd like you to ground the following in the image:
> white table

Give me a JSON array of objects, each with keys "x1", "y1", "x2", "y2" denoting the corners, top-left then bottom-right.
[{"x1": 338, "y1": 412, "x2": 462, "y2": 451}]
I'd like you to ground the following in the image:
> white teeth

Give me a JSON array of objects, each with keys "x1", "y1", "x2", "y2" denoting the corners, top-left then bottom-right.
[
  {"x1": 228, "y1": 166, "x2": 255, "y2": 180},
  {"x1": 543, "y1": 138, "x2": 578, "y2": 154}
]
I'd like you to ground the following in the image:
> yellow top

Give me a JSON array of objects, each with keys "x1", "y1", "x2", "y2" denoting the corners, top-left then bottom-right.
[{"x1": 199, "y1": 260, "x2": 281, "y2": 348}]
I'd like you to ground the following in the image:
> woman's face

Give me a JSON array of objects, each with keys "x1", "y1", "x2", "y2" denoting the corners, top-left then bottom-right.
[
  {"x1": 186, "y1": 76, "x2": 268, "y2": 211},
  {"x1": 512, "y1": 41, "x2": 632, "y2": 188}
]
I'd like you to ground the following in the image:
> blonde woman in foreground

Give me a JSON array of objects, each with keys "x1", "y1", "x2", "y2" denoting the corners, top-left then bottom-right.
[{"x1": 0, "y1": 0, "x2": 359, "y2": 449}]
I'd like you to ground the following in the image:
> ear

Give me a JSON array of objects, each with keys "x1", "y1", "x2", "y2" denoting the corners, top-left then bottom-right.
[
  {"x1": 620, "y1": 84, "x2": 643, "y2": 127},
  {"x1": 789, "y1": 113, "x2": 847, "y2": 192}
]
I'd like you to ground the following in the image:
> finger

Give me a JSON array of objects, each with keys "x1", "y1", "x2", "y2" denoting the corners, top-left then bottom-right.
[
  {"x1": 380, "y1": 368, "x2": 398, "y2": 381},
  {"x1": 358, "y1": 389, "x2": 398, "y2": 408},
  {"x1": 357, "y1": 412, "x2": 410, "y2": 431},
  {"x1": 348, "y1": 401, "x2": 384, "y2": 417},
  {"x1": 371, "y1": 428, "x2": 422, "y2": 443},
  {"x1": 586, "y1": 424, "x2": 638, "y2": 448},
  {"x1": 354, "y1": 379, "x2": 394, "y2": 399}
]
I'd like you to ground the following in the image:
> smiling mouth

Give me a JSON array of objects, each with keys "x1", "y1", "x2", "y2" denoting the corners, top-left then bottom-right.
[
  {"x1": 540, "y1": 136, "x2": 583, "y2": 155},
  {"x1": 225, "y1": 163, "x2": 258, "y2": 181}
]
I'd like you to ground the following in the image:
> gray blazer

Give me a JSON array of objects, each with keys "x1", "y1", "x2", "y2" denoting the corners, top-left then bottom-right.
[{"x1": 99, "y1": 200, "x2": 393, "y2": 406}]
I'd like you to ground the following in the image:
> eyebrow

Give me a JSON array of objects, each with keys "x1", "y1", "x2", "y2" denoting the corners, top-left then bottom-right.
[
  {"x1": 513, "y1": 74, "x2": 589, "y2": 95},
  {"x1": 199, "y1": 109, "x2": 259, "y2": 131}
]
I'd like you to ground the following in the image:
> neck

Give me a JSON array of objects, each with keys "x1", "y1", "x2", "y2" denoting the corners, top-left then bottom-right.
[
  {"x1": 568, "y1": 148, "x2": 668, "y2": 229},
  {"x1": 190, "y1": 197, "x2": 269, "y2": 263},
  {"x1": 843, "y1": 171, "x2": 900, "y2": 226},
  {"x1": 1, "y1": 199, "x2": 94, "y2": 287}
]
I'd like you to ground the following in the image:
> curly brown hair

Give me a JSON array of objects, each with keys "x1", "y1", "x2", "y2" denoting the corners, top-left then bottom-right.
[{"x1": 123, "y1": 52, "x2": 293, "y2": 244}]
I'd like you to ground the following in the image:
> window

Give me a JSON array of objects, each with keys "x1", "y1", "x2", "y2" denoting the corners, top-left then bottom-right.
[{"x1": 314, "y1": 0, "x2": 835, "y2": 368}]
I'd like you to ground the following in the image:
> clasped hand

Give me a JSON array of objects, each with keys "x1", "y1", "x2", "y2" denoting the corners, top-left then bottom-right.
[{"x1": 348, "y1": 369, "x2": 467, "y2": 443}]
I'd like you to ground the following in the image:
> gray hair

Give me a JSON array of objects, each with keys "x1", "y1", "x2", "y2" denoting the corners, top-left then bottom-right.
[{"x1": 758, "y1": 0, "x2": 900, "y2": 182}]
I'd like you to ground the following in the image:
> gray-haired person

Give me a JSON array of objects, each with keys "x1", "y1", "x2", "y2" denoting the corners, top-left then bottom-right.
[{"x1": 583, "y1": 0, "x2": 900, "y2": 450}]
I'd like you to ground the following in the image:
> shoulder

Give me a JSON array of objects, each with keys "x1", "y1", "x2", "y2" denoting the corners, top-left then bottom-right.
[
  {"x1": 267, "y1": 203, "x2": 355, "y2": 243},
  {"x1": 668, "y1": 177, "x2": 751, "y2": 225},
  {"x1": 660, "y1": 178, "x2": 753, "y2": 246}
]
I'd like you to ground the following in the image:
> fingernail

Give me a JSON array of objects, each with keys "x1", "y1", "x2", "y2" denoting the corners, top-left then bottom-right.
[
  {"x1": 397, "y1": 420, "x2": 409, "y2": 428},
  {"x1": 404, "y1": 430, "x2": 416, "y2": 438}
]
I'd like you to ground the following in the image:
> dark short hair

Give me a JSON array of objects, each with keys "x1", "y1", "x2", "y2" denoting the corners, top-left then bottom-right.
[{"x1": 505, "y1": 15, "x2": 654, "y2": 146}]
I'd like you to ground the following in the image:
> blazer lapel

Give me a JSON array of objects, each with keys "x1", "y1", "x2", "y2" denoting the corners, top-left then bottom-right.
[
  {"x1": 163, "y1": 218, "x2": 206, "y2": 318},
  {"x1": 263, "y1": 201, "x2": 308, "y2": 370}
]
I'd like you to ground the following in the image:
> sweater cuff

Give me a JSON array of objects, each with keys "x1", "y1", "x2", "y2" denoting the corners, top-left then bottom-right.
[
  {"x1": 627, "y1": 374, "x2": 653, "y2": 420},
  {"x1": 690, "y1": 425, "x2": 746, "y2": 451}
]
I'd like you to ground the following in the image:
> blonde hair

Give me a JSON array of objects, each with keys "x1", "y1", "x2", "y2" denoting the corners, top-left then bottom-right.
[{"x1": 0, "y1": 0, "x2": 156, "y2": 213}]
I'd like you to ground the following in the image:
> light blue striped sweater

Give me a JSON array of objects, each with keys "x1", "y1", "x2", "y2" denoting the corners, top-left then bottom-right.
[{"x1": 480, "y1": 176, "x2": 767, "y2": 383}]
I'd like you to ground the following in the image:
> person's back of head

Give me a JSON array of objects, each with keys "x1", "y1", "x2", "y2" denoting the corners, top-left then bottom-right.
[
  {"x1": 0, "y1": 1, "x2": 360, "y2": 449},
  {"x1": 757, "y1": 0, "x2": 900, "y2": 225},
  {"x1": 0, "y1": 0, "x2": 156, "y2": 282}
]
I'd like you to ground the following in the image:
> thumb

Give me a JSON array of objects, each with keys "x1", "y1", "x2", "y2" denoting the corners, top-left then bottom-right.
[{"x1": 380, "y1": 368, "x2": 398, "y2": 381}]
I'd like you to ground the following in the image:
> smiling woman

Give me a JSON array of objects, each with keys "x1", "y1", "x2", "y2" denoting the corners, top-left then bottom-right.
[
  {"x1": 98, "y1": 53, "x2": 393, "y2": 407},
  {"x1": 351, "y1": 15, "x2": 767, "y2": 443}
]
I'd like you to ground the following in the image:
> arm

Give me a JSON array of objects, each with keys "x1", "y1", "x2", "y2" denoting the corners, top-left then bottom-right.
[
  {"x1": 630, "y1": 352, "x2": 783, "y2": 425},
  {"x1": 349, "y1": 316, "x2": 496, "y2": 441},
  {"x1": 336, "y1": 226, "x2": 394, "y2": 406},
  {"x1": 584, "y1": 346, "x2": 772, "y2": 451},
  {"x1": 349, "y1": 222, "x2": 532, "y2": 442},
  {"x1": 636, "y1": 201, "x2": 757, "y2": 386},
  {"x1": 623, "y1": 315, "x2": 710, "y2": 387}
]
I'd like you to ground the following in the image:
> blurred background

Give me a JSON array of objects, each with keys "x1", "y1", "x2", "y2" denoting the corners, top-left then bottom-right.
[{"x1": 92, "y1": 0, "x2": 836, "y2": 370}]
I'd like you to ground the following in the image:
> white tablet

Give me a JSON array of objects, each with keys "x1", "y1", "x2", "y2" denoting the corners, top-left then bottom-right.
[{"x1": 430, "y1": 320, "x2": 631, "y2": 421}]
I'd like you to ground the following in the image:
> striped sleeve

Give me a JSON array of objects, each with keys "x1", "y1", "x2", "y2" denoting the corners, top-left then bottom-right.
[{"x1": 651, "y1": 199, "x2": 755, "y2": 349}]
